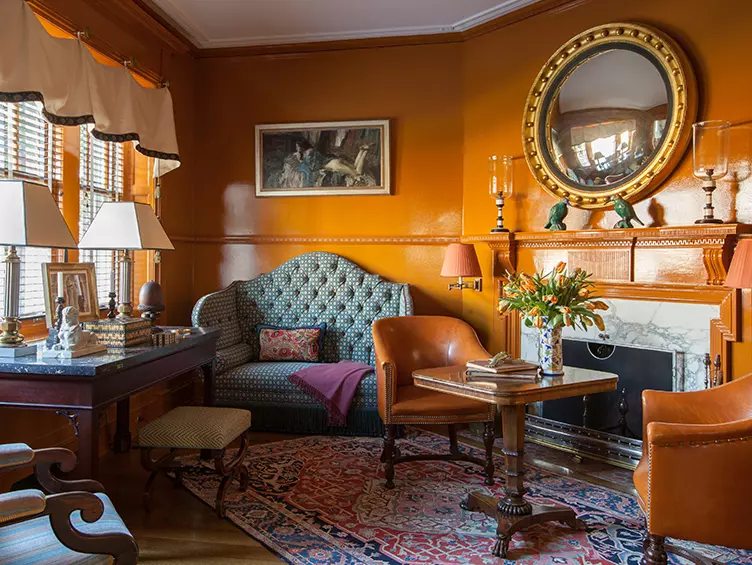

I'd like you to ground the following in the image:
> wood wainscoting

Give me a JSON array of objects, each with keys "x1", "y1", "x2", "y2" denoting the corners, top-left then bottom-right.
[{"x1": 463, "y1": 224, "x2": 750, "y2": 384}]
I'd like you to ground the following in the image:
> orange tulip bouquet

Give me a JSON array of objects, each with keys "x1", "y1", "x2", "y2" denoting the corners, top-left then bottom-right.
[{"x1": 498, "y1": 262, "x2": 608, "y2": 375}]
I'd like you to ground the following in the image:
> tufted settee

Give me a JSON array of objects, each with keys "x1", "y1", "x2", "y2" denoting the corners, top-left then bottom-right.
[{"x1": 192, "y1": 252, "x2": 413, "y2": 436}]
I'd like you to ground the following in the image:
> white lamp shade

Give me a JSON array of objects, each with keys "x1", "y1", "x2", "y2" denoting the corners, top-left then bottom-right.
[
  {"x1": 78, "y1": 202, "x2": 174, "y2": 250},
  {"x1": 0, "y1": 180, "x2": 77, "y2": 248}
]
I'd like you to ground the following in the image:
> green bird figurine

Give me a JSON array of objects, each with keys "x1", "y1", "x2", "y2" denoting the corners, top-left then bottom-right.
[
  {"x1": 612, "y1": 195, "x2": 644, "y2": 229},
  {"x1": 545, "y1": 198, "x2": 570, "y2": 231}
]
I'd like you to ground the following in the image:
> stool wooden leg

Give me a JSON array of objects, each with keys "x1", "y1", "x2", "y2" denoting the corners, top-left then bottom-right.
[
  {"x1": 140, "y1": 448, "x2": 180, "y2": 514},
  {"x1": 213, "y1": 430, "x2": 251, "y2": 519},
  {"x1": 143, "y1": 470, "x2": 158, "y2": 513}
]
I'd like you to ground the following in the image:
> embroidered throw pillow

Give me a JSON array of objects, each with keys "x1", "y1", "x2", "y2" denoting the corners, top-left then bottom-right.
[{"x1": 258, "y1": 325, "x2": 325, "y2": 362}]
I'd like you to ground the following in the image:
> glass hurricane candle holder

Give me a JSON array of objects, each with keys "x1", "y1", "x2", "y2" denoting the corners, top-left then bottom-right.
[
  {"x1": 693, "y1": 120, "x2": 730, "y2": 224},
  {"x1": 489, "y1": 155, "x2": 513, "y2": 233}
]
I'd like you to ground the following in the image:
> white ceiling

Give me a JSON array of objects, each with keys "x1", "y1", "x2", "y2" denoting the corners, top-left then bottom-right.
[{"x1": 149, "y1": 0, "x2": 540, "y2": 49}]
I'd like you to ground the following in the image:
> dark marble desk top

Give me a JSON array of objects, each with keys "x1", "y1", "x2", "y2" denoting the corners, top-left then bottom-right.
[{"x1": 0, "y1": 327, "x2": 219, "y2": 378}]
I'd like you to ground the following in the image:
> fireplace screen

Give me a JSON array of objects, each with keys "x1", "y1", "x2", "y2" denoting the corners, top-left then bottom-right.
[{"x1": 527, "y1": 339, "x2": 674, "y2": 467}]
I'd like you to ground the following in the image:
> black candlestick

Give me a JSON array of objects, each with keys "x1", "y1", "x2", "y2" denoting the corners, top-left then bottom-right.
[
  {"x1": 54, "y1": 297, "x2": 65, "y2": 338},
  {"x1": 491, "y1": 192, "x2": 509, "y2": 233},
  {"x1": 107, "y1": 291, "x2": 117, "y2": 319}
]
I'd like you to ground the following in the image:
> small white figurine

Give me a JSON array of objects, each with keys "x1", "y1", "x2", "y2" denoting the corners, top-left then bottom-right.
[{"x1": 54, "y1": 307, "x2": 98, "y2": 351}]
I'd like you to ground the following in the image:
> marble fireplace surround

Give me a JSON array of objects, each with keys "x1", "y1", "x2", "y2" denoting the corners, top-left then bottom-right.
[
  {"x1": 464, "y1": 223, "x2": 748, "y2": 384},
  {"x1": 520, "y1": 298, "x2": 719, "y2": 392}
]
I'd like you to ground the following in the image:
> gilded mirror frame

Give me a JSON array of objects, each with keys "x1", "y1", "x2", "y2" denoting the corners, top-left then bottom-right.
[{"x1": 522, "y1": 22, "x2": 697, "y2": 209}]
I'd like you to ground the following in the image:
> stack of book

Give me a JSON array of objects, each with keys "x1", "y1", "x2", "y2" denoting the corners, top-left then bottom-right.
[{"x1": 465, "y1": 359, "x2": 539, "y2": 380}]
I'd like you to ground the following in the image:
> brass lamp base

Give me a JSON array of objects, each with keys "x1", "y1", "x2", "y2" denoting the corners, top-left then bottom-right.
[
  {"x1": 448, "y1": 277, "x2": 482, "y2": 292},
  {"x1": 0, "y1": 317, "x2": 25, "y2": 347},
  {"x1": 0, "y1": 317, "x2": 36, "y2": 357}
]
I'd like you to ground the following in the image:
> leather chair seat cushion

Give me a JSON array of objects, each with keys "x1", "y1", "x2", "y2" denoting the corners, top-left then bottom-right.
[
  {"x1": 215, "y1": 362, "x2": 378, "y2": 408},
  {"x1": 633, "y1": 458, "x2": 648, "y2": 513},
  {"x1": 391, "y1": 385, "x2": 490, "y2": 419},
  {"x1": 0, "y1": 493, "x2": 129, "y2": 565}
]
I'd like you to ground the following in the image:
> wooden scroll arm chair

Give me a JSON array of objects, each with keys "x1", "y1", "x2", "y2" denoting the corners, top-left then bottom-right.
[
  {"x1": 634, "y1": 374, "x2": 752, "y2": 565},
  {"x1": 0, "y1": 443, "x2": 138, "y2": 565},
  {"x1": 373, "y1": 316, "x2": 495, "y2": 489}
]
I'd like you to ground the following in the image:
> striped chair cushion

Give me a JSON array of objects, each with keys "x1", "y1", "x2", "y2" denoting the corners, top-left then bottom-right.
[
  {"x1": 0, "y1": 493, "x2": 129, "y2": 565},
  {"x1": 0, "y1": 490, "x2": 45, "y2": 525},
  {"x1": 137, "y1": 406, "x2": 251, "y2": 450},
  {"x1": 0, "y1": 444, "x2": 33, "y2": 470}
]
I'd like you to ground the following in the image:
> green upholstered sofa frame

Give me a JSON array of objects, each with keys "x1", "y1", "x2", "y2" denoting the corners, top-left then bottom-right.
[{"x1": 192, "y1": 252, "x2": 413, "y2": 436}]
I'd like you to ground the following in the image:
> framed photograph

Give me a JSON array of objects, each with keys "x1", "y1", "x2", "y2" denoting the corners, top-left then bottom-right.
[
  {"x1": 255, "y1": 120, "x2": 390, "y2": 197},
  {"x1": 42, "y1": 263, "x2": 100, "y2": 328}
]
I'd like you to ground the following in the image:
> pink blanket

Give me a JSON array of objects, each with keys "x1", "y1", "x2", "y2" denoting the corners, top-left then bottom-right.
[{"x1": 288, "y1": 361, "x2": 373, "y2": 427}]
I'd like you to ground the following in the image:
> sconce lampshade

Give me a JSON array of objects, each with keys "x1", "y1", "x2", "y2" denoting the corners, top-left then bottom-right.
[
  {"x1": 441, "y1": 244, "x2": 482, "y2": 278},
  {"x1": 0, "y1": 180, "x2": 77, "y2": 248},
  {"x1": 78, "y1": 202, "x2": 174, "y2": 251},
  {"x1": 726, "y1": 239, "x2": 752, "y2": 288}
]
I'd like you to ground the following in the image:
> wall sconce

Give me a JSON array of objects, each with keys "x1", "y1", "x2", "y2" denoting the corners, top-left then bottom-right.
[
  {"x1": 441, "y1": 243, "x2": 482, "y2": 291},
  {"x1": 489, "y1": 155, "x2": 513, "y2": 233},
  {"x1": 692, "y1": 120, "x2": 730, "y2": 224}
]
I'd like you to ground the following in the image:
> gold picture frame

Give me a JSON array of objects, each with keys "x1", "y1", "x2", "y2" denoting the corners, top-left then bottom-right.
[
  {"x1": 42, "y1": 262, "x2": 100, "y2": 328},
  {"x1": 522, "y1": 22, "x2": 697, "y2": 209},
  {"x1": 255, "y1": 120, "x2": 390, "y2": 197}
]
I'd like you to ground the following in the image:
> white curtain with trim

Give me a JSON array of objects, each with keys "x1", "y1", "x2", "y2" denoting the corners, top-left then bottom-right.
[{"x1": 0, "y1": 0, "x2": 180, "y2": 175}]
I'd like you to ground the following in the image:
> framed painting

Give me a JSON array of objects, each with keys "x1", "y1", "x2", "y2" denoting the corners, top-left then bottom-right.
[
  {"x1": 255, "y1": 120, "x2": 390, "y2": 197},
  {"x1": 42, "y1": 262, "x2": 100, "y2": 327}
]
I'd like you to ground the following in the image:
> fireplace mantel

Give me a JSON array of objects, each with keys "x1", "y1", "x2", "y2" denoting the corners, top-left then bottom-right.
[
  {"x1": 463, "y1": 223, "x2": 750, "y2": 286},
  {"x1": 462, "y1": 223, "x2": 751, "y2": 384}
]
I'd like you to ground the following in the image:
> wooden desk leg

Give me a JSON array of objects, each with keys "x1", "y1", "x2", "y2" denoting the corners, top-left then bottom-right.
[
  {"x1": 462, "y1": 404, "x2": 585, "y2": 559},
  {"x1": 201, "y1": 360, "x2": 216, "y2": 461},
  {"x1": 114, "y1": 398, "x2": 132, "y2": 453},
  {"x1": 202, "y1": 360, "x2": 216, "y2": 407},
  {"x1": 75, "y1": 408, "x2": 101, "y2": 479}
]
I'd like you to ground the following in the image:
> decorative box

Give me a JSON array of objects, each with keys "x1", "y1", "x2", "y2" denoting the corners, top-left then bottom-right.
[{"x1": 83, "y1": 317, "x2": 152, "y2": 348}]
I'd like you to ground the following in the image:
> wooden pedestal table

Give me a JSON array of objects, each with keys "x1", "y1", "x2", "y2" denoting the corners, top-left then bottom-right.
[{"x1": 412, "y1": 365, "x2": 618, "y2": 559}]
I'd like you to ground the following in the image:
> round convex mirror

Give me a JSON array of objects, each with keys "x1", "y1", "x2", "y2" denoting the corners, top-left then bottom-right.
[{"x1": 523, "y1": 23, "x2": 697, "y2": 209}]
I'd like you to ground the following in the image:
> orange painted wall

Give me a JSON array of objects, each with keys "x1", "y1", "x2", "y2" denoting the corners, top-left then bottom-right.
[
  {"x1": 460, "y1": 0, "x2": 752, "y2": 376},
  {"x1": 189, "y1": 43, "x2": 465, "y2": 318}
]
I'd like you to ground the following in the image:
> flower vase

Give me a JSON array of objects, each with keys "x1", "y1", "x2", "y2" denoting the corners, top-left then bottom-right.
[{"x1": 538, "y1": 325, "x2": 564, "y2": 376}]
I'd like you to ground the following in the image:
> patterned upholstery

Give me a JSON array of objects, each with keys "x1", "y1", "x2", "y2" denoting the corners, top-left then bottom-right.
[
  {"x1": 192, "y1": 252, "x2": 412, "y2": 436},
  {"x1": 215, "y1": 362, "x2": 377, "y2": 408},
  {"x1": 215, "y1": 342, "x2": 253, "y2": 374},
  {"x1": 137, "y1": 406, "x2": 251, "y2": 450},
  {"x1": 0, "y1": 493, "x2": 127, "y2": 565}
]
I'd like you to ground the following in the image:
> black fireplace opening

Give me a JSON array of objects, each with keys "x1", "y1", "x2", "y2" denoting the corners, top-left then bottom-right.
[{"x1": 527, "y1": 338, "x2": 674, "y2": 467}]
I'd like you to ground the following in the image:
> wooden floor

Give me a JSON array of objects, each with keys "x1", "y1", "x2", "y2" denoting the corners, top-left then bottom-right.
[
  {"x1": 99, "y1": 434, "x2": 290, "y2": 564},
  {"x1": 97, "y1": 431, "x2": 633, "y2": 564}
]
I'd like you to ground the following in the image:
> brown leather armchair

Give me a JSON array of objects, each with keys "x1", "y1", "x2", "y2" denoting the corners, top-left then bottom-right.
[
  {"x1": 373, "y1": 316, "x2": 495, "y2": 489},
  {"x1": 634, "y1": 374, "x2": 752, "y2": 565}
]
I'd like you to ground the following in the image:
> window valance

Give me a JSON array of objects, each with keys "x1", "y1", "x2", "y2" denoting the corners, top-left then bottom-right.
[{"x1": 0, "y1": 0, "x2": 180, "y2": 175}]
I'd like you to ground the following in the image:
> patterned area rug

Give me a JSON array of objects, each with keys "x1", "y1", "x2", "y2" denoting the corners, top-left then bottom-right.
[{"x1": 177, "y1": 429, "x2": 751, "y2": 565}]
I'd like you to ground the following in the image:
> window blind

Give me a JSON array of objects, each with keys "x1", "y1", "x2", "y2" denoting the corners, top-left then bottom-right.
[
  {"x1": 0, "y1": 101, "x2": 63, "y2": 319},
  {"x1": 79, "y1": 126, "x2": 124, "y2": 307}
]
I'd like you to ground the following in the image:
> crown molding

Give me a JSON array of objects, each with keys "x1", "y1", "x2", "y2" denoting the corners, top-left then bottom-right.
[
  {"x1": 164, "y1": 0, "x2": 540, "y2": 50},
  {"x1": 449, "y1": 0, "x2": 540, "y2": 33},
  {"x1": 136, "y1": 0, "x2": 579, "y2": 58}
]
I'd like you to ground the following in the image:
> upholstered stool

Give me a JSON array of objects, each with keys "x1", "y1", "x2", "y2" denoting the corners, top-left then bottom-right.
[{"x1": 138, "y1": 406, "x2": 251, "y2": 518}]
